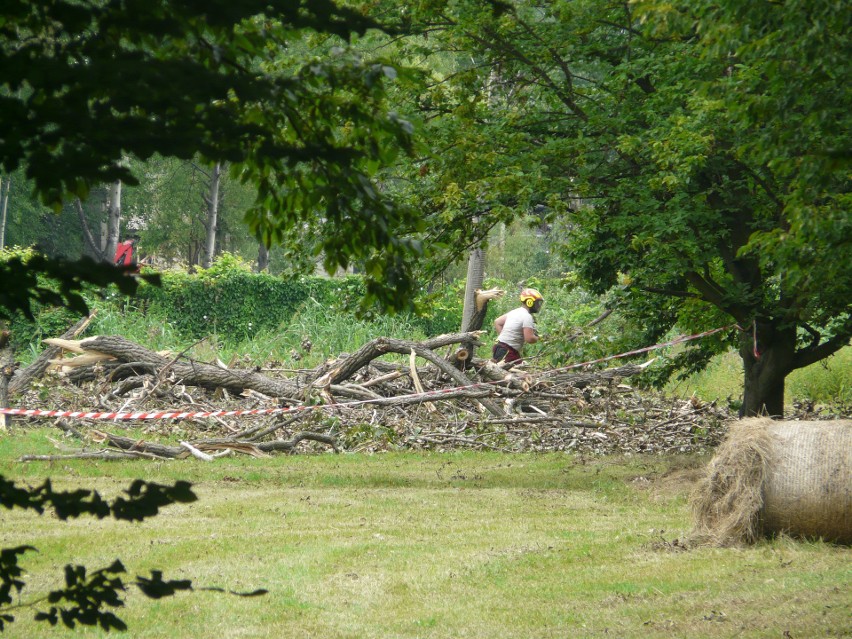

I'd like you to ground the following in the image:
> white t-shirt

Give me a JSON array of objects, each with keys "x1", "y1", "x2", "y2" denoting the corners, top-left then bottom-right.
[{"x1": 498, "y1": 307, "x2": 535, "y2": 351}]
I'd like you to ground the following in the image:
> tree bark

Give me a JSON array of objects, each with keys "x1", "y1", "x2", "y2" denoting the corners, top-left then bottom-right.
[
  {"x1": 104, "y1": 180, "x2": 122, "y2": 263},
  {"x1": 256, "y1": 240, "x2": 269, "y2": 272},
  {"x1": 73, "y1": 335, "x2": 301, "y2": 398},
  {"x1": 0, "y1": 174, "x2": 10, "y2": 249},
  {"x1": 739, "y1": 321, "x2": 796, "y2": 417},
  {"x1": 94, "y1": 430, "x2": 337, "y2": 457},
  {"x1": 202, "y1": 162, "x2": 221, "y2": 269}
]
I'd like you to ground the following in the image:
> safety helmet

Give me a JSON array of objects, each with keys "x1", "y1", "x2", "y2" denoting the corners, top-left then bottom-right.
[{"x1": 519, "y1": 288, "x2": 544, "y2": 309}]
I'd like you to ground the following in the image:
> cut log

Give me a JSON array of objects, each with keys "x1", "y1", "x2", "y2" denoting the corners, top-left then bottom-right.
[
  {"x1": 325, "y1": 332, "x2": 485, "y2": 384},
  {"x1": 9, "y1": 314, "x2": 95, "y2": 396},
  {"x1": 73, "y1": 335, "x2": 302, "y2": 399},
  {"x1": 88, "y1": 430, "x2": 338, "y2": 458}
]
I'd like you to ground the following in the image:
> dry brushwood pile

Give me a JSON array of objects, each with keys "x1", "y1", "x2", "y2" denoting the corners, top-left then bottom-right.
[{"x1": 6, "y1": 323, "x2": 735, "y2": 461}]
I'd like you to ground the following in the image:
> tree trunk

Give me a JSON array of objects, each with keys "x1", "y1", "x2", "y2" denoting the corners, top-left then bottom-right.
[
  {"x1": 104, "y1": 180, "x2": 122, "y2": 263},
  {"x1": 202, "y1": 162, "x2": 221, "y2": 269},
  {"x1": 0, "y1": 330, "x2": 13, "y2": 429},
  {"x1": 456, "y1": 246, "x2": 487, "y2": 367},
  {"x1": 74, "y1": 198, "x2": 109, "y2": 260},
  {"x1": 0, "y1": 175, "x2": 10, "y2": 249},
  {"x1": 257, "y1": 240, "x2": 269, "y2": 272},
  {"x1": 739, "y1": 321, "x2": 796, "y2": 417},
  {"x1": 9, "y1": 314, "x2": 95, "y2": 397},
  {"x1": 461, "y1": 247, "x2": 485, "y2": 332}
]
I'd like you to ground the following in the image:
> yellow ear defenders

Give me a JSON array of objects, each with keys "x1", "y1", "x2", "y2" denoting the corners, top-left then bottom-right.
[{"x1": 519, "y1": 288, "x2": 543, "y2": 308}]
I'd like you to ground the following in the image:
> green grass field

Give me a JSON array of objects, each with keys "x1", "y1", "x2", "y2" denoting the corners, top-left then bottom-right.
[
  {"x1": 1, "y1": 432, "x2": 849, "y2": 638},
  {"x1": 666, "y1": 346, "x2": 852, "y2": 413}
]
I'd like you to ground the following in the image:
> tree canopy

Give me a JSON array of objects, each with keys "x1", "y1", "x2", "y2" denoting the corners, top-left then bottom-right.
[
  {"x1": 1, "y1": 0, "x2": 422, "y2": 312},
  {"x1": 377, "y1": 0, "x2": 851, "y2": 415},
  {"x1": 0, "y1": 0, "x2": 849, "y2": 412}
]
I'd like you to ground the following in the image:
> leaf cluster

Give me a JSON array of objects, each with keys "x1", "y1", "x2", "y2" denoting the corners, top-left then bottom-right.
[
  {"x1": 377, "y1": 0, "x2": 851, "y2": 384},
  {"x1": 1, "y1": 0, "x2": 424, "y2": 312}
]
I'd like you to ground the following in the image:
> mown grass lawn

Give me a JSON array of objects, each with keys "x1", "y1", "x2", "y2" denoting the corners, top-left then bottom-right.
[{"x1": 1, "y1": 429, "x2": 849, "y2": 638}]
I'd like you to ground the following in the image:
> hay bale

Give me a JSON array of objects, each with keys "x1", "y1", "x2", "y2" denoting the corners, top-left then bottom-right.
[{"x1": 691, "y1": 418, "x2": 851, "y2": 546}]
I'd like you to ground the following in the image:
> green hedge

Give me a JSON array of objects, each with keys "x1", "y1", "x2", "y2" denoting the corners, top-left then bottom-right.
[
  {"x1": 135, "y1": 271, "x2": 368, "y2": 340},
  {"x1": 3, "y1": 251, "x2": 467, "y2": 351},
  {"x1": 132, "y1": 256, "x2": 465, "y2": 341}
]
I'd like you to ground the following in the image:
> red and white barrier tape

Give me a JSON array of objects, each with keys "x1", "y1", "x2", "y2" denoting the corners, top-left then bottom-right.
[
  {"x1": 0, "y1": 385, "x2": 471, "y2": 421},
  {"x1": 0, "y1": 324, "x2": 736, "y2": 421}
]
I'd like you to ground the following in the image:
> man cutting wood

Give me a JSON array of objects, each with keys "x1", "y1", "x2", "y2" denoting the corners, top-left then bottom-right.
[{"x1": 492, "y1": 288, "x2": 544, "y2": 363}]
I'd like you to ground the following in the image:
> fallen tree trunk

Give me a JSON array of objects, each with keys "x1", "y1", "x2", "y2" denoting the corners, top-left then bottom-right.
[
  {"x1": 72, "y1": 335, "x2": 303, "y2": 399},
  {"x1": 9, "y1": 314, "x2": 95, "y2": 396},
  {"x1": 324, "y1": 332, "x2": 485, "y2": 384}
]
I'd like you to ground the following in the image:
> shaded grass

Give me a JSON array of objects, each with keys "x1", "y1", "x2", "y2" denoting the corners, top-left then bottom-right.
[{"x1": 0, "y1": 432, "x2": 849, "y2": 638}]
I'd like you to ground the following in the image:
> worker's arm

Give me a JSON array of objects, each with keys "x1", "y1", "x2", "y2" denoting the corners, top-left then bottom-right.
[
  {"x1": 523, "y1": 327, "x2": 539, "y2": 344},
  {"x1": 494, "y1": 314, "x2": 507, "y2": 335}
]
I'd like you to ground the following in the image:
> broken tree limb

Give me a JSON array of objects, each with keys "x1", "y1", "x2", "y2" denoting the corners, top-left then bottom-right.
[
  {"x1": 20, "y1": 450, "x2": 168, "y2": 462},
  {"x1": 180, "y1": 441, "x2": 216, "y2": 461},
  {"x1": 325, "y1": 332, "x2": 485, "y2": 385},
  {"x1": 469, "y1": 357, "x2": 531, "y2": 391},
  {"x1": 323, "y1": 386, "x2": 493, "y2": 409},
  {"x1": 329, "y1": 384, "x2": 384, "y2": 401},
  {"x1": 193, "y1": 442, "x2": 268, "y2": 458},
  {"x1": 253, "y1": 431, "x2": 339, "y2": 454},
  {"x1": 359, "y1": 370, "x2": 407, "y2": 388},
  {"x1": 409, "y1": 349, "x2": 438, "y2": 414},
  {"x1": 196, "y1": 432, "x2": 339, "y2": 454},
  {"x1": 538, "y1": 359, "x2": 656, "y2": 388},
  {"x1": 9, "y1": 313, "x2": 96, "y2": 396},
  {"x1": 92, "y1": 431, "x2": 188, "y2": 458},
  {"x1": 69, "y1": 335, "x2": 302, "y2": 399}
]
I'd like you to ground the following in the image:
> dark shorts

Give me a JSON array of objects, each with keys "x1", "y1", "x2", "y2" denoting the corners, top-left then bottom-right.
[{"x1": 492, "y1": 342, "x2": 522, "y2": 363}]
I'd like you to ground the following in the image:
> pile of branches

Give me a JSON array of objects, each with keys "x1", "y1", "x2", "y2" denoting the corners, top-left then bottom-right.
[{"x1": 6, "y1": 322, "x2": 733, "y2": 461}]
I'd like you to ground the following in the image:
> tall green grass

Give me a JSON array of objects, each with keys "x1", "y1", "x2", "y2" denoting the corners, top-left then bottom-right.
[
  {"x1": 666, "y1": 346, "x2": 852, "y2": 411},
  {"x1": 85, "y1": 296, "x2": 427, "y2": 370}
]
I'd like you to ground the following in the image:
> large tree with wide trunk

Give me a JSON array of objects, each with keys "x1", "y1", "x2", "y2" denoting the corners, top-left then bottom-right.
[{"x1": 381, "y1": 0, "x2": 851, "y2": 415}]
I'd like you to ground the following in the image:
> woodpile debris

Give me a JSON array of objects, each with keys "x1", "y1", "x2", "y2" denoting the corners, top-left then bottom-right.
[{"x1": 6, "y1": 326, "x2": 734, "y2": 461}]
